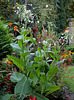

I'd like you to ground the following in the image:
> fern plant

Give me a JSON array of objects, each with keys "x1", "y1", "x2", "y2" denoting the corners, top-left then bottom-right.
[{"x1": 0, "y1": 20, "x2": 12, "y2": 60}]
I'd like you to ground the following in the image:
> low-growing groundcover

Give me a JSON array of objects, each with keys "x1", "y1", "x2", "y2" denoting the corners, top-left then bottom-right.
[{"x1": 63, "y1": 66, "x2": 74, "y2": 92}]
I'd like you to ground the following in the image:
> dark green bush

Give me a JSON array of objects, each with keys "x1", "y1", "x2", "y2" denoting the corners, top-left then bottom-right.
[{"x1": 0, "y1": 20, "x2": 12, "y2": 60}]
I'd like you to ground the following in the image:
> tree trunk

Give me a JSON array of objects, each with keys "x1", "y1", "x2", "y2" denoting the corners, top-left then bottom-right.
[{"x1": 25, "y1": 0, "x2": 27, "y2": 7}]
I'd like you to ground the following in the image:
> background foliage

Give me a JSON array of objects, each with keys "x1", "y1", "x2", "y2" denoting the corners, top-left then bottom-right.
[{"x1": 0, "y1": 20, "x2": 12, "y2": 60}]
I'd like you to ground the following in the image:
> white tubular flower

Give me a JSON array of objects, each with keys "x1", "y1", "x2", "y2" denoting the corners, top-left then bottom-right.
[
  {"x1": 46, "y1": 5, "x2": 48, "y2": 8},
  {"x1": 37, "y1": 21, "x2": 39, "y2": 23},
  {"x1": 43, "y1": 40, "x2": 48, "y2": 45}
]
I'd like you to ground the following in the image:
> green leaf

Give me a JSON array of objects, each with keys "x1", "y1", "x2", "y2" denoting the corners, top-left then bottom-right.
[
  {"x1": 23, "y1": 31, "x2": 29, "y2": 36},
  {"x1": 35, "y1": 50, "x2": 44, "y2": 57},
  {"x1": 27, "y1": 63, "x2": 43, "y2": 71},
  {"x1": 47, "y1": 67, "x2": 58, "y2": 80},
  {"x1": 18, "y1": 40, "x2": 23, "y2": 49},
  {"x1": 46, "y1": 51, "x2": 54, "y2": 54},
  {"x1": 7, "y1": 55, "x2": 25, "y2": 73},
  {"x1": 35, "y1": 68, "x2": 40, "y2": 77},
  {"x1": 1, "y1": 94, "x2": 13, "y2": 100},
  {"x1": 47, "y1": 60, "x2": 52, "y2": 62},
  {"x1": 10, "y1": 72, "x2": 25, "y2": 83},
  {"x1": 24, "y1": 37, "x2": 37, "y2": 44},
  {"x1": 30, "y1": 93, "x2": 49, "y2": 100},
  {"x1": 34, "y1": 57, "x2": 42, "y2": 62},
  {"x1": 55, "y1": 59, "x2": 65, "y2": 65},
  {"x1": 38, "y1": 47, "x2": 41, "y2": 56},
  {"x1": 52, "y1": 46, "x2": 57, "y2": 55},
  {"x1": 45, "y1": 84, "x2": 62, "y2": 96},
  {"x1": 40, "y1": 74, "x2": 48, "y2": 94},
  {"x1": 43, "y1": 45, "x2": 46, "y2": 51},
  {"x1": 17, "y1": 35, "x2": 24, "y2": 40},
  {"x1": 27, "y1": 43, "x2": 34, "y2": 50},
  {"x1": 14, "y1": 77, "x2": 32, "y2": 96},
  {"x1": 10, "y1": 43, "x2": 21, "y2": 50},
  {"x1": 40, "y1": 82, "x2": 46, "y2": 94},
  {"x1": 20, "y1": 52, "x2": 30, "y2": 58},
  {"x1": 50, "y1": 53, "x2": 56, "y2": 60},
  {"x1": 30, "y1": 71, "x2": 38, "y2": 86},
  {"x1": 40, "y1": 74, "x2": 47, "y2": 83}
]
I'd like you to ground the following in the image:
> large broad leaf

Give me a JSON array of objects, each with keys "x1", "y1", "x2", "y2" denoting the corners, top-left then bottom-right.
[
  {"x1": 30, "y1": 93, "x2": 49, "y2": 100},
  {"x1": 1, "y1": 94, "x2": 13, "y2": 100},
  {"x1": 7, "y1": 55, "x2": 25, "y2": 73},
  {"x1": 27, "y1": 63, "x2": 43, "y2": 71},
  {"x1": 10, "y1": 72, "x2": 25, "y2": 83},
  {"x1": 17, "y1": 35, "x2": 24, "y2": 40},
  {"x1": 47, "y1": 67, "x2": 58, "y2": 80},
  {"x1": 14, "y1": 77, "x2": 32, "y2": 96},
  {"x1": 10, "y1": 43, "x2": 21, "y2": 50}
]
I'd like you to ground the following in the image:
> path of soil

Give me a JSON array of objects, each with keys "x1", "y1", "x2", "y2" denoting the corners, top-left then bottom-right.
[{"x1": 64, "y1": 89, "x2": 74, "y2": 100}]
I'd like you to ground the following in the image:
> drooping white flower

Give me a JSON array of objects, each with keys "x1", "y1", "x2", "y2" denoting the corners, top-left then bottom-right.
[
  {"x1": 43, "y1": 40, "x2": 48, "y2": 45},
  {"x1": 37, "y1": 21, "x2": 39, "y2": 23},
  {"x1": 46, "y1": 5, "x2": 48, "y2": 8}
]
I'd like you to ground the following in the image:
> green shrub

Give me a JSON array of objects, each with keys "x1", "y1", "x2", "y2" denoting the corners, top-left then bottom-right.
[
  {"x1": 0, "y1": 20, "x2": 12, "y2": 60},
  {"x1": 3, "y1": 29, "x2": 64, "y2": 100}
]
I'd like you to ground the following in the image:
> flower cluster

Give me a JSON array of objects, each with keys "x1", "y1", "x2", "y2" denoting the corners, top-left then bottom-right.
[
  {"x1": 14, "y1": 26, "x2": 18, "y2": 31},
  {"x1": 61, "y1": 53, "x2": 68, "y2": 58},
  {"x1": 29, "y1": 95, "x2": 37, "y2": 100},
  {"x1": 61, "y1": 51, "x2": 74, "y2": 59},
  {"x1": 68, "y1": 58, "x2": 71, "y2": 63},
  {"x1": 5, "y1": 59, "x2": 12, "y2": 64},
  {"x1": 1, "y1": 73, "x2": 13, "y2": 94},
  {"x1": 9, "y1": 23, "x2": 12, "y2": 27}
]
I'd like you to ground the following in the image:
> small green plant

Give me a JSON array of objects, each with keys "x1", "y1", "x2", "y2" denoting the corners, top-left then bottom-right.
[{"x1": 0, "y1": 20, "x2": 12, "y2": 60}]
